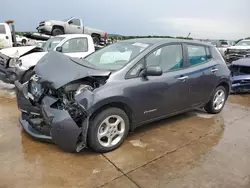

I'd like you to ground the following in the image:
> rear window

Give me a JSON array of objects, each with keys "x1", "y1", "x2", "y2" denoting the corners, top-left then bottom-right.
[{"x1": 0, "y1": 25, "x2": 6, "y2": 34}]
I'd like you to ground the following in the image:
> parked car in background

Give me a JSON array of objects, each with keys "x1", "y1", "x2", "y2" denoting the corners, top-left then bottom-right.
[
  {"x1": 15, "y1": 35, "x2": 30, "y2": 46},
  {"x1": 225, "y1": 39, "x2": 250, "y2": 63},
  {"x1": 15, "y1": 38, "x2": 231, "y2": 153},
  {"x1": 0, "y1": 23, "x2": 12, "y2": 49},
  {"x1": 211, "y1": 40, "x2": 235, "y2": 58},
  {"x1": 37, "y1": 17, "x2": 107, "y2": 45},
  {"x1": 229, "y1": 58, "x2": 250, "y2": 93},
  {"x1": 0, "y1": 34, "x2": 95, "y2": 84}
]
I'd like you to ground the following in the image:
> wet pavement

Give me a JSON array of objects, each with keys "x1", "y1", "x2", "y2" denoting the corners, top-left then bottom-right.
[{"x1": 1, "y1": 83, "x2": 250, "y2": 188}]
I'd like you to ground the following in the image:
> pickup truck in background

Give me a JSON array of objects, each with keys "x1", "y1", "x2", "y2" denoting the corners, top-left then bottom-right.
[
  {"x1": 37, "y1": 17, "x2": 107, "y2": 45},
  {"x1": 0, "y1": 34, "x2": 96, "y2": 84}
]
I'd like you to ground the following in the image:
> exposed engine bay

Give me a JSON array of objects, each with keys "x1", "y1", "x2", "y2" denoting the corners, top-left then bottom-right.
[{"x1": 28, "y1": 75, "x2": 108, "y2": 127}]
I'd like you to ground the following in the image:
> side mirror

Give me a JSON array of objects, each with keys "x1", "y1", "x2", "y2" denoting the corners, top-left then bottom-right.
[
  {"x1": 56, "y1": 46, "x2": 62, "y2": 52},
  {"x1": 68, "y1": 20, "x2": 73, "y2": 25},
  {"x1": 144, "y1": 66, "x2": 162, "y2": 76}
]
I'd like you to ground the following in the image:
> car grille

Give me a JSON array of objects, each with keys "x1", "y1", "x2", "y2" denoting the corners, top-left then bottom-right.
[
  {"x1": 0, "y1": 52, "x2": 10, "y2": 67},
  {"x1": 39, "y1": 21, "x2": 45, "y2": 27},
  {"x1": 227, "y1": 49, "x2": 250, "y2": 55}
]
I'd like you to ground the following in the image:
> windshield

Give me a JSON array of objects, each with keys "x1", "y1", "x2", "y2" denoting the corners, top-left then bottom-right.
[
  {"x1": 235, "y1": 40, "x2": 250, "y2": 46},
  {"x1": 63, "y1": 17, "x2": 72, "y2": 22},
  {"x1": 84, "y1": 42, "x2": 150, "y2": 70},
  {"x1": 42, "y1": 37, "x2": 65, "y2": 51}
]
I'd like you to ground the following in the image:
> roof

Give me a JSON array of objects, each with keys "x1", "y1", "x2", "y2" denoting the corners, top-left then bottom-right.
[
  {"x1": 118, "y1": 38, "x2": 213, "y2": 46},
  {"x1": 232, "y1": 58, "x2": 250, "y2": 67}
]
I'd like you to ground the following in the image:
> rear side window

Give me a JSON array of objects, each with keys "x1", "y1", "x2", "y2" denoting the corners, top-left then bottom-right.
[
  {"x1": 0, "y1": 25, "x2": 6, "y2": 34},
  {"x1": 187, "y1": 45, "x2": 212, "y2": 66}
]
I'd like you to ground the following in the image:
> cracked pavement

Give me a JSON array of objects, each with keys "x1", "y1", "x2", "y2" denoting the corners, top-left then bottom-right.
[{"x1": 1, "y1": 82, "x2": 250, "y2": 188}]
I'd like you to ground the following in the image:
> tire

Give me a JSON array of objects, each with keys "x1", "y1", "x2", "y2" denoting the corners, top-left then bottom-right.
[
  {"x1": 21, "y1": 69, "x2": 35, "y2": 83},
  {"x1": 52, "y1": 28, "x2": 64, "y2": 36},
  {"x1": 21, "y1": 39, "x2": 27, "y2": 45},
  {"x1": 88, "y1": 107, "x2": 129, "y2": 153},
  {"x1": 204, "y1": 86, "x2": 228, "y2": 114},
  {"x1": 92, "y1": 37, "x2": 100, "y2": 45}
]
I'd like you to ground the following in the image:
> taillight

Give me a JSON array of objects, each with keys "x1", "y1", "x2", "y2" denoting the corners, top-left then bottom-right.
[{"x1": 104, "y1": 32, "x2": 107, "y2": 39}]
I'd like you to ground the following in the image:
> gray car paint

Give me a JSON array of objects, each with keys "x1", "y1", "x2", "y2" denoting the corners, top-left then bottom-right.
[{"x1": 16, "y1": 38, "x2": 231, "y2": 152}]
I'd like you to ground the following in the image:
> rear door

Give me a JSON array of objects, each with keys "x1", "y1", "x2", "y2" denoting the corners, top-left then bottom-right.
[{"x1": 184, "y1": 43, "x2": 219, "y2": 106}]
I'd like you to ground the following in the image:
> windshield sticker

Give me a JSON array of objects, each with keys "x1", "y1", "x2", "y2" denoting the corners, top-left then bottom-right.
[{"x1": 132, "y1": 42, "x2": 149, "y2": 48}]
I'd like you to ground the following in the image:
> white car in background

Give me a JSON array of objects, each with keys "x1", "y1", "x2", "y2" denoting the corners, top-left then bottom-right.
[{"x1": 0, "y1": 34, "x2": 96, "y2": 84}]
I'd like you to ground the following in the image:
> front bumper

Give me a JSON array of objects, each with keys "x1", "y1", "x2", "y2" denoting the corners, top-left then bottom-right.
[
  {"x1": 15, "y1": 80, "x2": 89, "y2": 153},
  {"x1": 225, "y1": 54, "x2": 250, "y2": 63},
  {"x1": 36, "y1": 25, "x2": 53, "y2": 35},
  {"x1": 0, "y1": 66, "x2": 25, "y2": 84},
  {"x1": 231, "y1": 83, "x2": 250, "y2": 94}
]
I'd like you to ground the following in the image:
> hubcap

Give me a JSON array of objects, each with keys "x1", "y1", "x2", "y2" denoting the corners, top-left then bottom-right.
[
  {"x1": 213, "y1": 89, "x2": 226, "y2": 111},
  {"x1": 97, "y1": 115, "x2": 125, "y2": 147}
]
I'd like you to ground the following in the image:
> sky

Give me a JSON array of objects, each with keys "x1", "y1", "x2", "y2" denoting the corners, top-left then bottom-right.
[{"x1": 1, "y1": 0, "x2": 250, "y2": 40}]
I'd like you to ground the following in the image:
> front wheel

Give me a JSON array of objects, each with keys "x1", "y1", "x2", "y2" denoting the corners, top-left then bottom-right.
[
  {"x1": 204, "y1": 86, "x2": 228, "y2": 114},
  {"x1": 21, "y1": 69, "x2": 35, "y2": 83},
  {"x1": 52, "y1": 28, "x2": 63, "y2": 36},
  {"x1": 88, "y1": 108, "x2": 129, "y2": 153}
]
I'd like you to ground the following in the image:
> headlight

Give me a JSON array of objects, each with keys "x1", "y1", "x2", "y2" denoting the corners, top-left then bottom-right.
[
  {"x1": 8, "y1": 58, "x2": 22, "y2": 68},
  {"x1": 45, "y1": 22, "x2": 52, "y2": 26},
  {"x1": 75, "y1": 85, "x2": 93, "y2": 95}
]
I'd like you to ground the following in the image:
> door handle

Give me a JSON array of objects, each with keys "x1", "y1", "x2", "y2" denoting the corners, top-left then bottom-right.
[
  {"x1": 178, "y1": 76, "x2": 189, "y2": 81},
  {"x1": 77, "y1": 26, "x2": 81, "y2": 29},
  {"x1": 211, "y1": 68, "x2": 218, "y2": 73}
]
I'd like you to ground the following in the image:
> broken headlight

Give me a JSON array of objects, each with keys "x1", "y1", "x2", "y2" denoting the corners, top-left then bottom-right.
[
  {"x1": 8, "y1": 58, "x2": 22, "y2": 68},
  {"x1": 75, "y1": 84, "x2": 93, "y2": 95}
]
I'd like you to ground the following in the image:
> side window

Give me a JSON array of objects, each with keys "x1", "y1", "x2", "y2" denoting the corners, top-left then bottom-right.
[
  {"x1": 187, "y1": 45, "x2": 208, "y2": 66},
  {"x1": 0, "y1": 25, "x2": 6, "y2": 34},
  {"x1": 61, "y1": 38, "x2": 88, "y2": 53},
  {"x1": 146, "y1": 44, "x2": 183, "y2": 72},
  {"x1": 70, "y1": 19, "x2": 81, "y2": 26}
]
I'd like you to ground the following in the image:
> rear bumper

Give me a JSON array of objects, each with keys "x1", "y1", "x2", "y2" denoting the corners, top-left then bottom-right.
[{"x1": 15, "y1": 80, "x2": 88, "y2": 153}]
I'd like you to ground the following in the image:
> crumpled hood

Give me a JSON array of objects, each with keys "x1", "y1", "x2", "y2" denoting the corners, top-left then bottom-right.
[
  {"x1": 34, "y1": 51, "x2": 111, "y2": 89},
  {"x1": 228, "y1": 46, "x2": 250, "y2": 50},
  {"x1": 19, "y1": 52, "x2": 48, "y2": 70},
  {"x1": 0, "y1": 46, "x2": 43, "y2": 58}
]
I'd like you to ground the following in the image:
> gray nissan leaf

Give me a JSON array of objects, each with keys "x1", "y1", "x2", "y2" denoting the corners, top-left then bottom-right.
[{"x1": 15, "y1": 38, "x2": 231, "y2": 153}]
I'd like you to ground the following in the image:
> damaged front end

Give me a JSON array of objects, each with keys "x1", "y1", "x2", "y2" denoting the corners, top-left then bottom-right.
[
  {"x1": 17, "y1": 73, "x2": 108, "y2": 152},
  {"x1": 229, "y1": 61, "x2": 250, "y2": 94},
  {"x1": 0, "y1": 46, "x2": 44, "y2": 84}
]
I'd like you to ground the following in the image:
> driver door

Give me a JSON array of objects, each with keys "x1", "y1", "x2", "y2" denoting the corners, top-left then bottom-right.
[
  {"x1": 126, "y1": 43, "x2": 191, "y2": 124},
  {"x1": 65, "y1": 19, "x2": 82, "y2": 34}
]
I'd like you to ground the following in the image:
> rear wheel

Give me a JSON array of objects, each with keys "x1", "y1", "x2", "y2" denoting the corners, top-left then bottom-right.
[
  {"x1": 88, "y1": 108, "x2": 129, "y2": 153},
  {"x1": 92, "y1": 37, "x2": 100, "y2": 45},
  {"x1": 204, "y1": 86, "x2": 227, "y2": 114}
]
